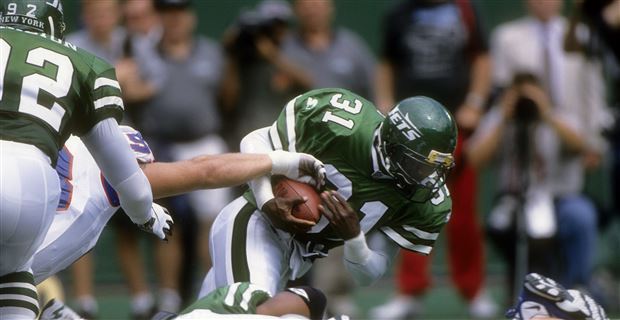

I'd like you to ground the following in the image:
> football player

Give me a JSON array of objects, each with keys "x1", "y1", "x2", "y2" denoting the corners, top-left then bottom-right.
[
  {"x1": 200, "y1": 88, "x2": 457, "y2": 298},
  {"x1": 0, "y1": 1, "x2": 168, "y2": 317},
  {"x1": 32, "y1": 126, "x2": 325, "y2": 285},
  {"x1": 506, "y1": 273, "x2": 608, "y2": 320},
  {"x1": 41, "y1": 282, "x2": 331, "y2": 320}
]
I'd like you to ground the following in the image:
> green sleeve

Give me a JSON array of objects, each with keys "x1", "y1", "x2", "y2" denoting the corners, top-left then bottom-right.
[
  {"x1": 181, "y1": 282, "x2": 271, "y2": 315},
  {"x1": 74, "y1": 54, "x2": 123, "y2": 135},
  {"x1": 380, "y1": 185, "x2": 452, "y2": 255}
]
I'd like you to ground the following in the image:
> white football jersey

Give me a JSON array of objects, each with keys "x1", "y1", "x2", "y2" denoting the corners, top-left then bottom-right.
[{"x1": 32, "y1": 127, "x2": 154, "y2": 284}]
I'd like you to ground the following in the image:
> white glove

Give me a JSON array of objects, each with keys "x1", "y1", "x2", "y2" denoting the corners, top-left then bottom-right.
[
  {"x1": 135, "y1": 203, "x2": 174, "y2": 240},
  {"x1": 268, "y1": 150, "x2": 326, "y2": 188}
]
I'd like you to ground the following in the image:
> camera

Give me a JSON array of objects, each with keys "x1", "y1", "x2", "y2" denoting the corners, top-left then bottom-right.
[
  {"x1": 228, "y1": 1, "x2": 292, "y2": 62},
  {"x1": 512, "y1": 73, "x2": 541, "y2": 123}
]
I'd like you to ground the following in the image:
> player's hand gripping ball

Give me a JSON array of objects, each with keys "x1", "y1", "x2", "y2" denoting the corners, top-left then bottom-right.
[{"x1": 274, "y1": 178, "x2": 322, "y2": 223}]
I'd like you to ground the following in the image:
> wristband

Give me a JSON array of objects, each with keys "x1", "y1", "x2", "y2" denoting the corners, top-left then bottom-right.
[
  {"x1": 268, "y1": 150, "x2": 295, "y2": 176},
  {"x1": 466, "y1": 92, "x2": 484, "y2": 110},
  {"x1": 250, "y1": 176, "x2": 275, "y2": 210},
  {"x1": 344, "y1": 232, "x2": 372, "y2": 264}
]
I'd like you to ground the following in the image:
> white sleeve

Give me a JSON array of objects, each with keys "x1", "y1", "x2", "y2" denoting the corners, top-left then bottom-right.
[
  {"x1": 343, "y1": 231, "x2": 400, "y2": 286},
  {"x1": 81, "y1": 118, "x2": 152, "y2": 224},
  {"x1": 490, "y1": 26, "x2": 513, "y2": 87},
  {"x1": 240, "y1": 127, "x2": 276, "y2": 209}
]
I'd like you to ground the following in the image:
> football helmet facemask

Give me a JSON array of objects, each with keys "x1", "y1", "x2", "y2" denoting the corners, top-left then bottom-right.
[
  {"x1": 0, "y1": 0, "x2": 66, "y2": 39},
  {"x1": 380, "y1": 96, "x2": 457, "y2": 197}
]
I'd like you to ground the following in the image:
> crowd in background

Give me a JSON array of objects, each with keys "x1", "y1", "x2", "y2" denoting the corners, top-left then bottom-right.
[{"x1": 39, "y1": 0, "x2": 619, "y2": 319}]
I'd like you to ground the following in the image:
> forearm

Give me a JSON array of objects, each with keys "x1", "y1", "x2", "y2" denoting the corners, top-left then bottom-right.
[
  {"x1": 219, "y1": 57, "x2": 240, "y2": 112},
  {"x1": 343, "y1": 232, "x2": 398, "y2": 286},
  {"x1": 375, "y1": 61, "x2": 395, "y2": 114},
  {"x1": 120, "y1": 78, "x2": 155, "y2": 104},
  {"x1": 269, "y1": 53, "x2": 313, "y2": 90},
  {"x1": 144, "y1": 153, "x2": 272, "y2": 199},
  {"x1": 544, "y1": 115, "x2": 585, "y2": 153},
  {"x1": 241, "y1": 127, "x2": 277, "y2": 209},
  {"x1": 466, "y1": 118, "x2": 506, "y2": 169},
  {"x1": 82, "y1": 119, "x2": 152, "y2": 223},
  {"x1": 466, "y1": 54, "x2": 492, "y2": 108}
]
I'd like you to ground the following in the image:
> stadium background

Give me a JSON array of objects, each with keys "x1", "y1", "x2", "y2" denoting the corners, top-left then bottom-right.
[{"x1": 53, "y1": 0, "x2": 618, "y2": 318}]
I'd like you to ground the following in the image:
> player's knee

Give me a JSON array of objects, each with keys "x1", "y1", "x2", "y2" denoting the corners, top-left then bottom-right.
[
  {"x1": 0, "y1": 271, "x2": 40, "y2": 319},
  {"x1": 285, "y1": 286, "x2": 327, "y2": 320}
]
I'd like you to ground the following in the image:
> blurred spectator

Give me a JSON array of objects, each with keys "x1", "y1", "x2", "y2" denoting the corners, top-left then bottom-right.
[
  {"x1": 370, "y1": 0, "x2": 496, "y2": 318},
  {"x1": 219, "y1": 0, "x2": 313, "y2": 149},
  {"x1": 282, "y1": 0, "x2": 376, "y2": 99},
  {"x1": 115, "y1": 0, "x2": 161, "y2": 108},
  {"x1": 579, "y1": 0, "x2": 620, "y2": 224},
  {"x1": 130, "y1": 0, "x2": 232, "y2": 312},
  {"x1": 468, "y1": 0, "x2": 607, "y2": 302},
  {"x1": 67, "y1": 0, "x2": 125, "y2": 64},
  {"x1": 274, "y1": 0, "x2": 376, "y2": 317},
  {"x1": 124, "y1": 0, "x2": 162, "y2": 44}
]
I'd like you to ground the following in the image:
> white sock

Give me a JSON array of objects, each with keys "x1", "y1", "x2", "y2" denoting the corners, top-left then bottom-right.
[
  {"x1": 76, "y1": 295, "x2": 98, "y2": 314},
  {"x1": 131, "y1": 292, "x2": 154, "y2": 314},
  {"x1": 158, "y1": 288, "x2": 182, "y2": 313}
]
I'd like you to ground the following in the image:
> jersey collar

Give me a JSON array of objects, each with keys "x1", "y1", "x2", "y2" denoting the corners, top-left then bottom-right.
[{"x1": 371, "y1": 124, "x2": 393, "y2": 180}]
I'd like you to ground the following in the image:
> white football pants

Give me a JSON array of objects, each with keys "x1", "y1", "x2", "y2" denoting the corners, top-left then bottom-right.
[{"x1": 0, "y1": 140, "x2": 60, "y2": 275}]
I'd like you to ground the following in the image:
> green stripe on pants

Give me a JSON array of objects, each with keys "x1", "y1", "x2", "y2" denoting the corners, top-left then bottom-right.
[{"x1": 230, "y1": 203, "x2": 257, "y2": 282}]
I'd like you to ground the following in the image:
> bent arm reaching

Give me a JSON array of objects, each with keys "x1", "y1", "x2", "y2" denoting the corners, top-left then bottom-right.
[
  {"x1": 343, "y1": 231, "x2": 400, "y2": 286},
  {"x1": 81, "y1": 118, "x2": 152, "y2": 224},
  {"x1": 319, "y1": 191, "x2": 400, "y2": 286}
]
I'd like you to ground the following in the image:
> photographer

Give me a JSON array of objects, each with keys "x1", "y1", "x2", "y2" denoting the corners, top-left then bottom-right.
[
  {"x1": 466, "y1": 73, "x2": 597, "y2": 301},
  {"x1": 220, "y1": 0, "x2": 313, "y2": 149}
]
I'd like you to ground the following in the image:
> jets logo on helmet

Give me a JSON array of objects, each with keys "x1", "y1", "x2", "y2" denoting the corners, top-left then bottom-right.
[
  {"x1": 0, "y1": 0, "x2": 66, "y2": 39},
  {"x1": 380, "y1": 96, "x2": 457, "y2": 199},
  {"x1": 387, "y1": 106, "x2": 423, "y2": 141}
]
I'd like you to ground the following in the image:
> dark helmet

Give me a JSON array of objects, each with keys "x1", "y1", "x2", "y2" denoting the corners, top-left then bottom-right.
[
  {"x1": 0, "y1": 0, "x2": 66, "y2": 39},
  {"x1": 380, "y1": 96, "x2": 458, "y2": 196}
]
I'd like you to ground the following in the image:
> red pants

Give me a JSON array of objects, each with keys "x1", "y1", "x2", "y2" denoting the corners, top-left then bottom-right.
[{"x1": 396, "y1": 132, "x2": 485, "y2": 301}]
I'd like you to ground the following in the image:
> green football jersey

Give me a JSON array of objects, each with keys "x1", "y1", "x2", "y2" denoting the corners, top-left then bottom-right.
[
  {"x1": 181, "y1": 282, "x2": 271, "y2": 315},
  {"x1": 246, "y1": 88, "x2": 452, "y2": 255},
  {"x1": 0, "y1": 26, "x2": 123, "y2": 165}
]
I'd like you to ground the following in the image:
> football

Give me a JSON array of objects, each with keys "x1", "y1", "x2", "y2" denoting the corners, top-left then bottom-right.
[{"x1": 273, "y1": 178, "x2": 322, "y2": 223}]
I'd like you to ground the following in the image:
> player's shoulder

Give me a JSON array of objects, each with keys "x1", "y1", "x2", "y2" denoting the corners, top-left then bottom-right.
[
  {"x1": 299, "y1": 88, "x2": 368, "y2": 102},
  {"x1": 294, "y1": 88, "x2": 381, "y2": 135},
  {"x1": 75, "y1": 47, "x2": 115, "y2": 76},
  {"x1": 1, "y1": 26, "x2": 113, "y2": 76},
  {"x1": 294, "y1": 88, "x2": 377, "y2": 116},
  {"x1": 1, "y1": 26, "x2": 78, "y2": 54},
  {"x1": 492, "y1": 17, "x2": 532, "y2": 43}
]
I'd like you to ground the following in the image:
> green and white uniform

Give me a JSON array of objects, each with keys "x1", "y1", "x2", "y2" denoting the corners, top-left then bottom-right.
[
  {"x1": 183, "y1": 282, "x2": 271, "y2": 316},
  {"x1": 0, "y1": 3, "x2": 152, "y2": 318},
  {"x1": 0, "y1": 26, "x2": 125, "y2": 275},
  {"x1": 0, "y1": 27, "x2": 123, "y2": 165},
  {"x1": 201, "y1": 88, "x2": 451, "y2": 296}
]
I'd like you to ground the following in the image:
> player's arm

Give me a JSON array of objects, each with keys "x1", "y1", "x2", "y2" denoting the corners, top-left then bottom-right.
[
  {"x1": 143, "y1": 151, "x2": 322, "y2": 199},
  {"x1": 320, "y1": 191, "x2": 400, "y2": 286},
  {"x1": 82, "y1": 118, "x2": 152, "y2": 222},
  {"x1": 241, "y1": 127, "x2": 322, "y2": 233},
  {"x1": 81, "y1": 119, "x2": 172, "y2": 240}
]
